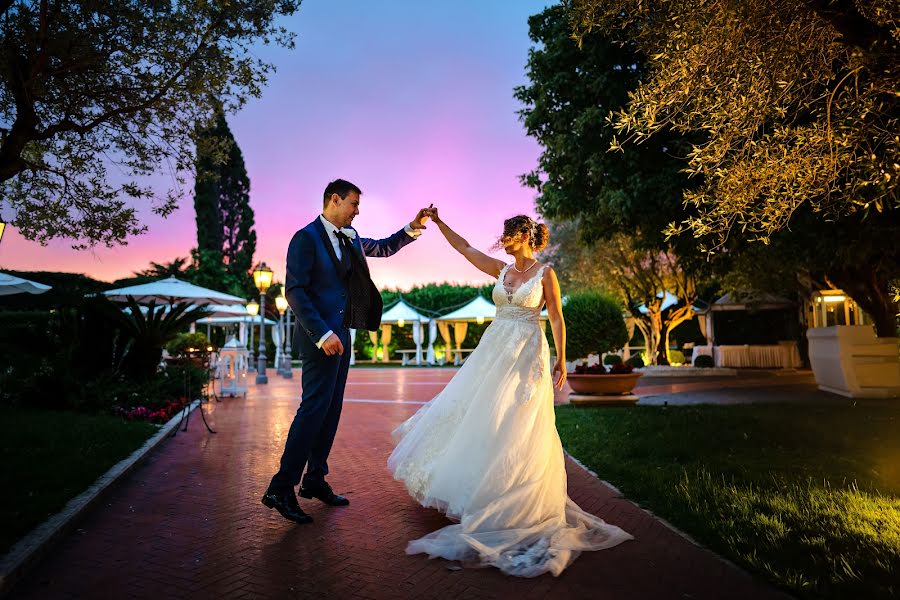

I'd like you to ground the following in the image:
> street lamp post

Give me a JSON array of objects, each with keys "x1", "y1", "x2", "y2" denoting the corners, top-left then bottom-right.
[
  {"x1": 246, "y1": 300, "x2": 259, "y2": 370},
  {"x1": 275, "y1": 292, "x2": 288, "y2": 376},
  {"x1": 252, "y1": 263, "x2": 274, "y2": 384},
  {"x1": 283, "y1": 306, "x2": 293, "y2": 379}
]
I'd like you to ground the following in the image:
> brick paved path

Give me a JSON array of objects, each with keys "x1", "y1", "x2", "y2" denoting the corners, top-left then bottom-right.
[{"x1": 11, "y1": 369, "x2": 789, "y2": 600}]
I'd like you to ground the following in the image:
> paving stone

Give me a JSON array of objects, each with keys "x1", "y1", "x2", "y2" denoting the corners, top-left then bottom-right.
[{"x1": 10, "y1": 368, "x2": 790, "y2": 599}]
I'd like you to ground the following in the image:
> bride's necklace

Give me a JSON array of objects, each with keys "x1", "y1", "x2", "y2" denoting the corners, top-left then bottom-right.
[{"x1": 512, "y1": 259, "x2": 537, "y2": 273}]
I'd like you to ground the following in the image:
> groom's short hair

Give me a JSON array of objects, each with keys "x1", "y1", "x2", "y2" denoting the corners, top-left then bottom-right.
[{"x1": 323, "y1": 179, "x2": 362, "y2": 206}]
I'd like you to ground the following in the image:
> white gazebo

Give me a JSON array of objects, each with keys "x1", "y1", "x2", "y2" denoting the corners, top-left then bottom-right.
[
  {"x1": 437, "y1": 296, "x2": 496, "y2": 364},
  {"x1": 692, "y1": 291, "x2": 801, "y2": 368},
  {"x1": 363, "y1": 298, "x2": 432, "y2": 365},
  {"x1": 0, "y1": 273, "x2": 52, "y2": 296}
]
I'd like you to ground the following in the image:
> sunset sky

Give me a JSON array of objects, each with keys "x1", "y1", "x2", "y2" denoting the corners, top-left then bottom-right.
[{"x1": 1, "y1": 0, "x2": 554, "y2": 292}]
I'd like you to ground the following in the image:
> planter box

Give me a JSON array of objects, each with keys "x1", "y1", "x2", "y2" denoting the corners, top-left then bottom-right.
[
  {"x1": 807, "y1": 326, "x2": 900, "y2": 399},
  {"x1": 567, "y1": 372, "x2": 643, "y2": 406}
]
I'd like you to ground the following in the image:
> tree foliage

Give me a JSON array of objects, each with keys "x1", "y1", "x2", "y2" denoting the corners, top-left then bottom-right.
[
  {"x1": 597, "y1": 235, "x2": 700, "y2": 365},
  {"x1": 0, "y1": 0, "x2": 299, "y2": 248},
  {"x1": 565, "y1": 0, "x2": 899, "y2": 245},
  {"x1": 515, "y1": 5, "x2": 696, "y2": 251},
  {"x1": 381, "y1": 283, "x2": 494, "y2": 317},
  {"x1": 193, "y1": 107, "x2": 256, "y2": 295}
]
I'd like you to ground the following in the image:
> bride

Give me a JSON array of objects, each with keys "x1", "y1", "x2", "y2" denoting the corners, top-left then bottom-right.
[{"x1": 387, "y1": 209, "x2": 632, "y2": 577}]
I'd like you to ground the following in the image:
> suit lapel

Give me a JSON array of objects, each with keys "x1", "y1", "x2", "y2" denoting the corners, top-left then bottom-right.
[{"x1": 313, "y1": 218, "x2": 343, "y2": 276}]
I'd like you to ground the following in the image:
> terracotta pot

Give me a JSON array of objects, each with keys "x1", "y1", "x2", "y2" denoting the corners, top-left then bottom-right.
[{"x1": 567, "y1": 372, "x2": 643, "y2": 395}]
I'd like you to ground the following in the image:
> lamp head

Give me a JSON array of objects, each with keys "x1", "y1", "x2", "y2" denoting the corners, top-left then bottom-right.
[
  {"x1": 247, "y1": 300, "x2": 260, "y2": 316},
  {"x1": 253, "y1": 262, "x2": 274, "y2": 293},
  {"x1": 275, "y1": 295, "x2": 288, "y2": 314}
]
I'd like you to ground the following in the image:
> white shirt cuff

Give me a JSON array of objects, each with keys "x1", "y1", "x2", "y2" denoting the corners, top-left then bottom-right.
[
  {"x1": 404, "y1": 224, "x2": 422, "y2": 238},
  {"x1": 316, "y1": 330, "x2": 334, "y2": 348}
]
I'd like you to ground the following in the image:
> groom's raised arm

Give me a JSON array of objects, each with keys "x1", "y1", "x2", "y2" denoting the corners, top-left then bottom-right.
[
  {"x1": 285, "y1": 230, "x2": 329, "y2": 342},
  {"x1": 360, "y1": 225, "x2": 420, "y2": 258}
]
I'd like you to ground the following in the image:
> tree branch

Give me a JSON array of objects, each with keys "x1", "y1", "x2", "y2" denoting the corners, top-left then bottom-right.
[{"x1": 805, "y1": 0, "x2": 899, "y2": 58}]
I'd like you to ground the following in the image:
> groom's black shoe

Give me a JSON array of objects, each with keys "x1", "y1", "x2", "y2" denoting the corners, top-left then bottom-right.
[
  {"x1": 261, "y1": 489, "x2": 314, "y2": 524},
  {"x1": 299, "y1": 481, "x2": 350, "y2": 506}
]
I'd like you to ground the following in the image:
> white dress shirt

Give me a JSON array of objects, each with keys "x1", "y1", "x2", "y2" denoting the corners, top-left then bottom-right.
[{"x1": 315, "y1": 214, "x2": 421, "y2": 348}]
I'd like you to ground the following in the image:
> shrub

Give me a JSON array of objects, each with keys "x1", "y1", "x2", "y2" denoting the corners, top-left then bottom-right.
[
  {"x1": 694, "y1": 354, "x2": 715, "y2": 368},
  {"x1": 166, "y1": 332, "x2": 213, "y2": 357},
  {"x1": 625, "y1": 354, "x2": 645, "y2": 368},
  {"x1": 603, "y1": 354, "x2": 624, "y2": 366},
  {"x1": 668, "y1": 349, "x2": 686, "y2": 365},
  {"x1": 562, "y1": 292, "x2": 627, "y2": 361}
]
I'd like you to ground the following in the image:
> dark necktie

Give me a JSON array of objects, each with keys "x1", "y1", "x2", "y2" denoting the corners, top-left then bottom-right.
[{"x1": 335, "y1": 230, "x2": 352, "y2": 276}]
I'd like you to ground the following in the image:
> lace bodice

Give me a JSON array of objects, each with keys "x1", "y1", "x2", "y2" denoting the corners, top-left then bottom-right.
[{"x1": 492, "y1": 263, "x2": 546, "y2": 323}]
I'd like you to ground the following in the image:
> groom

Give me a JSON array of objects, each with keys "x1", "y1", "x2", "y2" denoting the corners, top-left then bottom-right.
[{"x1": 262, "y1": 179, "x2": 430, "y2": 524}]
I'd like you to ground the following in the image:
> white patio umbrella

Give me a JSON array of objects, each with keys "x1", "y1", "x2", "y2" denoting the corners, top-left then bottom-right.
[
  {"x1": 102, "y1": 276, "x2": 246, "y2": 306},
  {"x1": 0, "y1": 272, "x2": 52, "y2": 296}
]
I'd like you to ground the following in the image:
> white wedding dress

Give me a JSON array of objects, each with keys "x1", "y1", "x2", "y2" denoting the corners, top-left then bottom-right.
[{"x1": 388, "y1": 264, "x2": 633, "y2": 578}]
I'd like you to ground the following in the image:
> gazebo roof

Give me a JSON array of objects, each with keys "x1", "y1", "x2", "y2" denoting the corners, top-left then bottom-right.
[
  {"x1": 103, "y1": 277, "x2": 246, "y2": 305},
  {"x1": 711, "y1": 291, "x2": 793, "y2": 311},
  {"x1": 437, "y1": 296, "x2": 496, "y2": 322},
  {"x1": 381, "y1": 298, "x2": 429, "y2": 324}
]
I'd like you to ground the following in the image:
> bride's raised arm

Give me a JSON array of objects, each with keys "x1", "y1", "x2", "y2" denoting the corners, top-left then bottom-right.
[{"x1": 428, "y1": 207, "x2": 505, "y2": 278}]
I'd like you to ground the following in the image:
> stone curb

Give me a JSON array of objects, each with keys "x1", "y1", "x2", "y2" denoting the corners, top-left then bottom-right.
[
  {"x1": 637, "y1": 366, "x2": 739, "y2": 377},
  {"x1": 0, "y1": 400, "x2": 200, "y2": 597}
]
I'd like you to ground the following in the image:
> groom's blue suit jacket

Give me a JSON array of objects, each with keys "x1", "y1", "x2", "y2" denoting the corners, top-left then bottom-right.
[{"x1": 285, "y1": 217, "x2": 415, "y2": 349}]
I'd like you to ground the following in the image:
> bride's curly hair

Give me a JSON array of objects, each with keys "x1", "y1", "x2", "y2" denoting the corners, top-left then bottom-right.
[{"x1": 495, "y1": 215, "x2": 549, "y2": 252}]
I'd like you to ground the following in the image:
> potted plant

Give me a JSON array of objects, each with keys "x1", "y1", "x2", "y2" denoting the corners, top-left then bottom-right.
[{"x1": 562, "y1": 292, "x2": 642, "y2": 404}]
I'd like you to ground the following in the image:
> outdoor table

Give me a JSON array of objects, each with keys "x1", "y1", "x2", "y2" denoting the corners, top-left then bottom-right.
[{"x1": 394, "y1": 349, "x2": 421, "y2": 366}]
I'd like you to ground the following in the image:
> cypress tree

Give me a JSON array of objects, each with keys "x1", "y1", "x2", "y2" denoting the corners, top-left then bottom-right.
[{"x1": 192, "y1": 107, "x2": 256, "y2": 296}]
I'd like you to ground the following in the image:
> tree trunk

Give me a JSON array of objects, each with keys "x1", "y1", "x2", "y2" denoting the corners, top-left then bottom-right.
[
  {"x1": 644, "y1": 310, "x2": 663, "y2": 365},
  {"x1": 656, "y1": 323, "x2": 670, "y2": 366},
  {"x1": 828, "y1": 265, "x2": 898, "y2": 338}
]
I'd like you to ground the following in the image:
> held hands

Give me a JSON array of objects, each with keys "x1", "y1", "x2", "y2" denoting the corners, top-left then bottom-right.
[
  {"x1": 409, "y1": 204, "x2": 433, "y2": 231},
  {"x1": 321, "y1": 333, "x2": 344, "y2": 356},
  {"x1": 552, "y1": 357, "x2": 567, "y2": 390}
]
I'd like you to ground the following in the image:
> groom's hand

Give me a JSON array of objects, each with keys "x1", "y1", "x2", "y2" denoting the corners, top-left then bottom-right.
[
  {"x1": 321, "y1": 333, "x2": 344, "y2": 356},
  {"x1": 409, "y1": 206, "x2": 432, "y2": 231}
]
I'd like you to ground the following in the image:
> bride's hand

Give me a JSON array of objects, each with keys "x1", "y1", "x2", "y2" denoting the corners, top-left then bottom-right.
[
  {"x1": 425, "y1": 205, "x2": 441, "y2": 224},
  {"x1": 553, "y1": 358, "x2": 567, "y2": 390}
]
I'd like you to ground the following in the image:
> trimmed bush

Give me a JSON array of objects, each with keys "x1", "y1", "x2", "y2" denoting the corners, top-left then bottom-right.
[
  {"x1": 694, "y1": 354, "x2": 715, "y2": 368},
  {"x1": 562, "y1": 292, "x2": 628, "y2": 361},
  {"x1": 669, "y1": 349, "x2": 686, "y2": 365},
  {"x1": 625, "y1": 354, "x2": 645, "y2": 368},
  {"x1": 166, "y1": 332, "x2": 213, "y2": 356},
  {"x1": 603, "y1": 354, "x2": 624, "y2": 366}
]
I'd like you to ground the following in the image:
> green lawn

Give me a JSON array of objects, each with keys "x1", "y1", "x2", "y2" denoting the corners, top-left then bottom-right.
[
  {"x1": 0, "y1": 407, "x2": 159, "y2": 555},
  {"x1": 555, "y1": 403, "x2": 900, "y2": 600}
]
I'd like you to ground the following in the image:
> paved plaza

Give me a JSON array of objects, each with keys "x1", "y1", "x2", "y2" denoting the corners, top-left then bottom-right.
[{"x1": 9, "y1": 368, "x2": 801, "y2": 599}]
